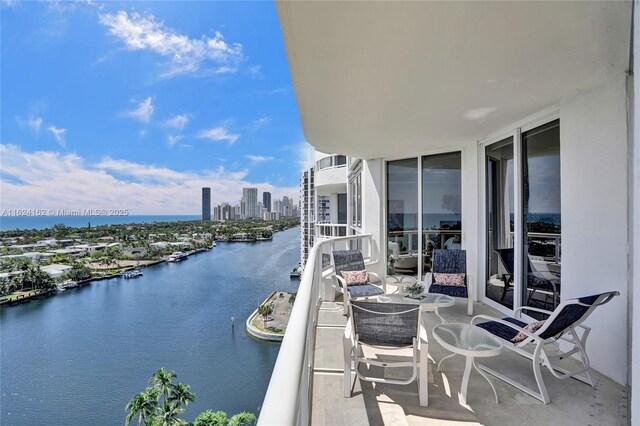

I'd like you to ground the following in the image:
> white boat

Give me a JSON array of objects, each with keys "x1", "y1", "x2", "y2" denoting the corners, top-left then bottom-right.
[
  {"x1": 211, "y1": 241, "x2": 217, "y2": 248},
  {"x1": 122, "y1": 270, "x2": 143, "y2": 279},
  {"x1": 168, "y1": 251, "x2": 188, "y2": 262}
]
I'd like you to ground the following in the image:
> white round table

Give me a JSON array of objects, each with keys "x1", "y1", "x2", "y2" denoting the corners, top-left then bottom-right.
[
  {"x1": 384, "y1": 275, "x2": 417, "y2": 293},
  {"x1": 432, "y1": 323, "x2": 503, "y2": 405},
  {"x1": 376, "y1": 292, "x2": 455, "y2": 323}
]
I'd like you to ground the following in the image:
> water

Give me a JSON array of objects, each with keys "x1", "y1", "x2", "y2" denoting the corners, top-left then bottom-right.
[
  {"x1": 1, "y1": 227, "x2": 300, "y2": 425},
  {"x1": 0, "y1": 215, "x2": 201, "y2": 231}
]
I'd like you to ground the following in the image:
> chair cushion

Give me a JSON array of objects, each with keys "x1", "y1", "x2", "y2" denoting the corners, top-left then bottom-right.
[
  {"x1": 428, "y1": 284, "x2": 468, "y2": 298},
  {"x1": 476, "y1": 317, "x2": 527, "y2": 342},
  {"x1": 433, "y1": 273, "x2": 465, "y2": 287},
  {"x1": 347, "y1": 283, "x2": 385, "y2": 298},
  {"x1": 511, "y1": 320, "x2": 547, "y2": 343},
  {"x1": 341, "y1": 270, "x2": 368, "y2": 286}
]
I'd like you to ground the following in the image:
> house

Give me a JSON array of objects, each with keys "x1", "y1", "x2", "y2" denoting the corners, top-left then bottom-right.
[
  {"x1": 40, "y1": 264, "x2": 72, "y2": 278},
  {"x1": 261, "y1": 1, "x2": 637, "y2": 424}
]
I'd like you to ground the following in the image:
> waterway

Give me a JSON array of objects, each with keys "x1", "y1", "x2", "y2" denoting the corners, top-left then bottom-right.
[{"x1": 1, "y1": 227, "x2": 300, "y2": 425}]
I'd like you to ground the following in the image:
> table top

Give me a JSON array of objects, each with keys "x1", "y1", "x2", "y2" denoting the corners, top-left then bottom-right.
[
  {"x1": 432, "y1": 323, "x2": 502, "y2": 357},
  {"x1": 376, "y1": 292, "x2": 455, "y2": 309}
]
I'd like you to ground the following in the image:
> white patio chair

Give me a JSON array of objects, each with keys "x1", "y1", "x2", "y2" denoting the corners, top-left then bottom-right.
[
  {"x1": 343, "y1": 301, "x2": 429, "y2": 406},
  {"x1": 471, "y1": 291, "x2": 619, "y2": 403},
  {"x1": 332, "y1": 250, "x2": 386, "y2": 315}
]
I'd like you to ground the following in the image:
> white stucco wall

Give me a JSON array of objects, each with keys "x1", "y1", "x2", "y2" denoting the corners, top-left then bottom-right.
[
  {"x1": 362, "y1": 159, "x2": 385, "y2": 277},
  {"x1": 462, "y1": 142, "x2": 480, "y2": 302},
  {"x1": 631, "y1": 1, "x2": 639, "y2": 421},
  {"x1": 560, "y1": 75, "x2": 629, "y2": 385}
]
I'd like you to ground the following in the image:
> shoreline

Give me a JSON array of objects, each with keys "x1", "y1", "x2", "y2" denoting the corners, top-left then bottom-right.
[{"x1": 0, "y1": 248, "x2": 209, "y2": 307}]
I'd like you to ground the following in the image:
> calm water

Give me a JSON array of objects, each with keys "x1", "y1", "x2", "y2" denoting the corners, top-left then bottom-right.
[
  {"x1": 1, "y1": 227, "x2": 300, "y2": 425},
  {"x1": 0, "y1": 215, "x2": 201, "y2": 231}
]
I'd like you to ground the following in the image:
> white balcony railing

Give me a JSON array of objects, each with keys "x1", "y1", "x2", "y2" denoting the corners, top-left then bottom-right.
[
  {"x1": 258, "y1": 233, "x2": 375, "y2": 425},
  {"x1": 316, "y1": 222, "x2": 348, "y2": 239}
]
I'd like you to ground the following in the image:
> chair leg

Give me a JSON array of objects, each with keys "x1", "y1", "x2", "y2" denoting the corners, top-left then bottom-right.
[
  {"x1": 419, "y1": 343, "x2": 429, "y2": 406},
  {"x1": 532, "y1": 343, "x2": 551, "y2": 404},
  {"x1": 343, "y1": 338, "x2": 355, "y2": 398},
  {"x1": 467, "y1": 296, "x2": 473, "y2": 316}
]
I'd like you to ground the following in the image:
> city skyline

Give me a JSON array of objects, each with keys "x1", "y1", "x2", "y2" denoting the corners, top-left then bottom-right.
[{"x1": 1, "y1": 1, "x2": 312, "y2": 215}]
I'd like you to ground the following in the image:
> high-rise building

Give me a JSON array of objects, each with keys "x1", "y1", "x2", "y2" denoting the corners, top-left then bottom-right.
[
  {"x1": 299, "y1": 168, "x2": 315, "y2": 269},
  {"x1": 202, "y1": 188, "x2": 211, "y2": 221},
  {"x1": 243, "y1": 187, "x2": 259, "y2": 219},
  {"x1": 263, "y1": 192, "x2": 272, "y2": 212}
]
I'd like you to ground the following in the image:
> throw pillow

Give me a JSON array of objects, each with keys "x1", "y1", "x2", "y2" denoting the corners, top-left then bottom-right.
[
  {"x1": 511, "y1": 320, "x2": 547, "y2": 343},
  {"x1": 341, "y1": 270, "x2": 369, "y2": 286},
  {"x1": 433, "y1": 273, "x2": 465, "y2": 287}
]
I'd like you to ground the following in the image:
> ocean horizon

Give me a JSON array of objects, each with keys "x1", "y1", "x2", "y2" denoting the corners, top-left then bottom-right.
[{"x1": 0, "y1": 215, "x2": 202, "y2": 231}]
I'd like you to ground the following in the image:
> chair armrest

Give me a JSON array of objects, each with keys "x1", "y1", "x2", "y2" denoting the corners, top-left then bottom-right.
[
  {"x1": 514, "y1": 306, "x2": 553, "y2": 317},
  {"x1": 344, "y1": 317, "x2": 354, "y2": 340},
  {"x1": 367, "y1": 272, "x2": 386, "y2": 292},
  {"x1": 335, "y1": 275, "x2": 347, "y2": 289}
]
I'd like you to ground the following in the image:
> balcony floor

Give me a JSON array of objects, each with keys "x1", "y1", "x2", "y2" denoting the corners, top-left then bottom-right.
[{"x1": 312, "y1": 299, "x2": 628, "y2": 426}]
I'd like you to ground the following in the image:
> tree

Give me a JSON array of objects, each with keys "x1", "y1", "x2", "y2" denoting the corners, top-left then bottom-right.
[
  {"x1": 125, "y1": 369, "x2": 194, "y2": 426},
  {"x1": 288, "y1": 293, "x2": 296, "y2": 305},
  {"x1": 193, "y1": 410, "x2": 229, "y2": 426},
  {"x1": 257, "y1": 304, "x2": 273, "y2": 329},
  {"x1": 228, "y1": 412, "x2": 257, "y2": 426},
  {"x1": 66, "y1": 263, "x2": 92, "y2": 281}
]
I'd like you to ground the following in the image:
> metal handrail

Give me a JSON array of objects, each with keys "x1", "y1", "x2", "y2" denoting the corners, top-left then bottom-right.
[{"x1": 258, "y1": 233, "x2": 374, "y2": 425}]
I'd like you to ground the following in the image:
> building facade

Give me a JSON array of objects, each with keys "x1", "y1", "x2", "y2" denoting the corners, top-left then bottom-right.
[
  {"x1": 201, "y1": 187, "x2": 211, "y2": 221},
  {"x1": 242, "y1": 187, "x2": 258, "y2": 219},
  {"x1": 263, "y1": 191, "x2": 272, "y2": 212}
]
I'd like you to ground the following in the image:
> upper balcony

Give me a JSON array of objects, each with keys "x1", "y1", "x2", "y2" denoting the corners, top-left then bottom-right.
[
  {"x1": 258, "y1": 234, "x2": 627, "y2": 425},
  {"x1": 315, "y1": 154, "x2": 347, "y2": 193}
]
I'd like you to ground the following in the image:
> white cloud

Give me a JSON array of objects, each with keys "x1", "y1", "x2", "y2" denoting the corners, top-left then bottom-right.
[
  {"x1": 251, "y1": 116, "x2": 269, "y2": 131},
  {"x1": 99, "y1": 11, "x2": 245, "y2": 78},
  {"x1": 246, "y1": 155, "x2": 275, "y2": 164},
  {"x1": 164, "y1": 114, "x2": 189, "y2": 131},
  {"x1": 29, "y1": 116, "x2": 43, "y2": 134},
  {"x1": 47, "y1": 126, "x2": 66, "y2": 147},
  {"x1": 123, "y1": 97, "x2": 154, "y2": 123},
  {"x1": 167, "y1": 135, "x2": 183, "y2": 147},
  {"x1": 0, "y1": 144, "x2": 298, "y2": 214},
  {"x1": 197, "y1": 127, "x2": 239, "y2": 144}
]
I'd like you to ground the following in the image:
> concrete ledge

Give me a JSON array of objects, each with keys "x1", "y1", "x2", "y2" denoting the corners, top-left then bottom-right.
[{"x1": 246, "y1": 290, "x2": 286, "y2": 342}]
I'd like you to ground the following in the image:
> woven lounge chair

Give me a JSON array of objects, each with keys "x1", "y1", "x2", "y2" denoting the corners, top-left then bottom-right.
[
  {"x1": 471, "y1": 291, "x2": 619, "y2": 403},
  {"x1": 429, "y1": 249, "x2": 473, "y2": 315},
  {"x1": 332, "y1": 250, "x2": 386, "y2": 315},
  {"x1": 343, "y1": 301, "x2": 428, "y2": 406}
]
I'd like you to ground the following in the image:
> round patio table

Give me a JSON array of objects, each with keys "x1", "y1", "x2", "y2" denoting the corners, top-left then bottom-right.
[
  {"x1": 432, "y1": 323, "x2": 503, "y2": 405},
  {"x1": 376, "y1": 292, "x2": 454, "y2": 323},
  {"x1": 384, "y1": 275, "x2": 417, "y2": 293}
]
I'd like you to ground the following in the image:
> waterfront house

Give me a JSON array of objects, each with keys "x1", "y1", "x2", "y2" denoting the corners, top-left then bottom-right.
[{"x1": 260, "y1": 1, "x2": 637, "y2": 424}]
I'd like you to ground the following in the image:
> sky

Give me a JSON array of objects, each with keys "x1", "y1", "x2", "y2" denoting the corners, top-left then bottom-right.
[{"x1": 1, "y1": 1, "x2": 314, "y2": 215}]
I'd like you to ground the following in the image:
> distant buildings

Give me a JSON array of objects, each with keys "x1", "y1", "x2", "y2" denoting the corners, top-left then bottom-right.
[
  {"x1": 208, "y1": 188, "x2": 296, "y2": 222},
  {"x1": 202, "y1": 188, "x2": 211, "y2": 221},
  {"x1": 243, "y1": 187, "x2": 259, "y2": 219},
  {"x1": 263, "y1": 192, "x2": 272, "y2": 212}
]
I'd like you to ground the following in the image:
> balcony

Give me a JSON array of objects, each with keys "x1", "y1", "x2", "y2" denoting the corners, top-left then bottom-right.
[
  {"x1": 316, "y1": 222, "x2": 347, "y2": 239},
  {"x1": 259, "y1": 234, "x2": 628, "y2": 425}
]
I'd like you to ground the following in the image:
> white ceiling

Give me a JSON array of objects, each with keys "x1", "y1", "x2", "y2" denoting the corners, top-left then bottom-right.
[{"x1": 276, "y1": 1, "x2": 631, "y2": 160}]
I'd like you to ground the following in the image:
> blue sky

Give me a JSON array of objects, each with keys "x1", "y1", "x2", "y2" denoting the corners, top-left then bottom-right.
[{"x1": 1, "y1": 1, "x2": 312, "y2": 214}]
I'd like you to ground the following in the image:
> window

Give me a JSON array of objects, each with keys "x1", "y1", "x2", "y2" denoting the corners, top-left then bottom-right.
[
  {"x1": 387, "y1": 153, "x2": 462, "y2": 278},
  {"x1": 349, "y1": 169, "x2": 362, "y2": 233}
]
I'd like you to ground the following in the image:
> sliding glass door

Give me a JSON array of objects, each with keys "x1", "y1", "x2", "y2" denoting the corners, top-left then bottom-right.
[
  {"x1": 387, "y1": 153, "x2": 462, "y2": 278},
  {"x1": 522, "y1": 120, "x2": 561, "y2": 313},
  {"x1": 486, "y1": 138, "x2": 514, "y2": 309},
  {"x1": 484, "y1": 119, "x2": 561, "y2": 314}
]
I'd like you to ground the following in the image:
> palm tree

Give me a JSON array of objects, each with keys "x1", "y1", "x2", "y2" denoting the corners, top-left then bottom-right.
[
  {"x1": 125, "y1": 388, "x2": 160, "y2": 425},
  {"x1": 149, "y1": 368, "x2": 176, "y2": 398},
  {"x1": 257, "y1": 305, "x2": 273, "y2": 329},
  {"x1": 169, "y1": 383, "x2": 195, "y2": 408}
]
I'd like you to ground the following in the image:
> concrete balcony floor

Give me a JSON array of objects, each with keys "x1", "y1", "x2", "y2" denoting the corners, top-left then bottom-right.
[{"x1": 312, "y1": 299, "x2": 628, "y2": 426}]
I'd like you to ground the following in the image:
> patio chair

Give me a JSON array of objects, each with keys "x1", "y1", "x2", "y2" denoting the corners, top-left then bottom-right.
[
  {"x1": 471, "y1": 291, "x2": 619, "y2": 403},
  {"x1": 343, "y1": 301, "x2": 428, "y2": 406},
  {"x1": 429, "y1": 249, "x2": 473, "y2": 315},
  {"x1": 332, "y1": 250, "x2": 386, "y2": 315},
  {"x1": 495, "y1": 248, "x2": 515, "y2": 303}
]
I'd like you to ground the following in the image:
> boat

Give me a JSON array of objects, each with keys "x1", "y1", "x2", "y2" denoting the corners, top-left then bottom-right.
[
  {"x1": 122, "y1": 269, "x2": 143, "y2": 279},
  {"x1": 256, "y1": 236, "x2": 273, "y2": 241},
  {"x1": 229, "y1": 233, "x2": 257, "y2": 242},
  {"x1": 289, "y1": 271, "x2": 301, "y2": 279},
  {"x1": 211, "y1": 241, "x2": 217, "y2": 247},
  {"x1": 58, "y1": 280, "x2": 78, "y2": 290},
  {"x1": 168, "y1": 251, "x2": 188, "y2": 262}
]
